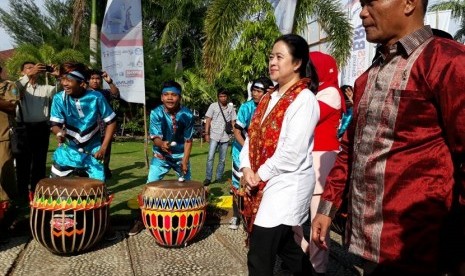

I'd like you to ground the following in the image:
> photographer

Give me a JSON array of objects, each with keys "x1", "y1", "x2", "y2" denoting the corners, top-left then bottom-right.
[
  {"x1": 15, "y1": 62, "x2": 60, "y2": 205},
  {"x1": 88, "y1": 70, "x2": 120, "y2": 179}
]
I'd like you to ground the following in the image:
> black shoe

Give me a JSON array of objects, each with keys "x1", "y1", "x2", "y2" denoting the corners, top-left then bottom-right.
[
  {"x1": 203, "y1": 179, "x2": 211, "y2": 186},
  {"x1": 128, "y1": 220, "x2": 145, "y2": 236}
]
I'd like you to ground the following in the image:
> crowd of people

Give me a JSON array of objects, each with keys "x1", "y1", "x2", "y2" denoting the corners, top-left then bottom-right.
[{"x1": 2, "y1": 0, "x2": 465, "y2": 274}]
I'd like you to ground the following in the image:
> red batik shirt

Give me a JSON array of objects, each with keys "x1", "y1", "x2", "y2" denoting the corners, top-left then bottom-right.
[{"x1": 318, "y1": 26, "x2": 465, "y2": 273}]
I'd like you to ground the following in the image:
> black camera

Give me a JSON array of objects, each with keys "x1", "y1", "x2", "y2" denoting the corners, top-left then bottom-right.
[{"x1": 45, "y1": 65, "x2": 54, "y2": 72}]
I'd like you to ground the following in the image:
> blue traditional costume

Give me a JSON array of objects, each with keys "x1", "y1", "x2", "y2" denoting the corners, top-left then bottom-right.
[
  {"x1": 231, "y1": 100, "x2": 258, "y2": 189},
  {"x1": 147, "y1": 105, "x2": 194, "y2": 182},
  {"x1": 50, "y1": 89, "x2": 116, "y2": 181}
]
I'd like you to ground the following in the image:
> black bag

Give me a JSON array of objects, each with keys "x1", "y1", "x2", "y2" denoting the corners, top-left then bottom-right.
[
  {"x1": 9, "y1": 103, "x2": 28, "y2": 155},
  {"x1": 218, "y1": 102, "x2": 233, "y2": 135}
]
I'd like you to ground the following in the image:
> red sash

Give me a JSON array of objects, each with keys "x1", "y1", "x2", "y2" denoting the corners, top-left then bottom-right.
[{"x1": 241, "y1": 78, "x2": 310, "y2": 235}]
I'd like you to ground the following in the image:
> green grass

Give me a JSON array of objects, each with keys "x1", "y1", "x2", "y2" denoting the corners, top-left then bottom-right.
[{"x1": 46, "y1": 137, "x2": 233, "y2": 221}]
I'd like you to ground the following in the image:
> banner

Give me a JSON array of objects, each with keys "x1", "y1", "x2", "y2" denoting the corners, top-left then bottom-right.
[
  {"x1": 340, "y1": 0, "x2": 375, "y2": 87},
  {"x1": 101, "y1": 0, "x2": 145, "y2": 104},
  {"x1": 268, "y1": 0, "x2": 297, "y2": 34}
]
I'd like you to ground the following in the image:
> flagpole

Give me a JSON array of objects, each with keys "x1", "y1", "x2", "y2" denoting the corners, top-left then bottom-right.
[{"x1": 143, "y1": 104, "x2": 149, "y2": 169}]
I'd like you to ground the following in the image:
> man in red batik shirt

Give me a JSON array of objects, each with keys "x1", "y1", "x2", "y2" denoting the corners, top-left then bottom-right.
[{"x1": 311, "y1": 0, "x2": 465, "y2": 275}]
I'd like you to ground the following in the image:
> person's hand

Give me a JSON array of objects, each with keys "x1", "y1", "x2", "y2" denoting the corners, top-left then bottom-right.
[
  {"x1": 94, "y1": 147, "x2": 106, "y2": 160},
  {"x1": 242, "y1": 167, "x2": 259, "y2": 195},
  {"x1": 101, "y1": 71, "x2": 113, "y2": 84},
  {"x1": 343, "y1": 86, "x2": 354, "y2": 104},
  {"x1": 311, "y1": 214, "x2": 332, "y2": 250},
  {"x1": 28, "y1": 63, "x2": 46, "y2": 77},
  {"x1": 49, "y1": 64, "x2": 60, "y2": 77},
  {"x1": 56, "y1": 130, "x2": 67, "y2": 144},
  {"x1": 204, "y1": 134, "x2": 210, "y2": 143},
  {"x1": 160, "y1": 141, "x2": 170, "y2": 153},
  {"x1": 181, "y1": 160, "x2": 188, "y2": 175}
]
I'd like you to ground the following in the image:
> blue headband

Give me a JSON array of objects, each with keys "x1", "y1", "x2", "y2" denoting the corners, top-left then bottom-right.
[
  {"x1": 67, "y1": 71, "x2": 86, "y2": 82},
  {"x1": 162, "y1": 86, "x2": 181, "y2": 95}
]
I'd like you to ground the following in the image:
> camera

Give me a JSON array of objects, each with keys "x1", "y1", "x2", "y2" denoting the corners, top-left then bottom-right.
[{"x1": 45, "y1": 65, "x2": 54, "y2": 73}]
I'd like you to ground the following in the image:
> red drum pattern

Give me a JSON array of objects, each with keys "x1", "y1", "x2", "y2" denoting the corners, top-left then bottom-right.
[
  {"x1": 140, "y1": 180, "x2": 207, "y2": 247},
  {"x1": 30, "y1": 178, "x2": 112, "y2": 254}
]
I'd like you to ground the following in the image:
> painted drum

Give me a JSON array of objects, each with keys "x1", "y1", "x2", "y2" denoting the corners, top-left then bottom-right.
[
  {"x1": 139, "y1": 180, "x2": 207, "y2": 247},
  {"x1": 30, "y1": 178, "x2": 112, "y2": 254}
]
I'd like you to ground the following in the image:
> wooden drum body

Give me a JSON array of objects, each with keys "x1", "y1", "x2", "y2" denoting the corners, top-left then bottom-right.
[
  {"x1": 139, "y1": 180, "x2": 207, "y2": 247},
  {"x1": 30, "y1": 178, "x2": 112, "y2": 254}
]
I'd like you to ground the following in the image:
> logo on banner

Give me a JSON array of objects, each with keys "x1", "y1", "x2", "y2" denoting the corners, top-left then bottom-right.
[{"x1": 126, "y1": 70, "x2": 143, "y2": 78}]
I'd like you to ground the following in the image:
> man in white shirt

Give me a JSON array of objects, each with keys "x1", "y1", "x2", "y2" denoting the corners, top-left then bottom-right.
[
  {"x1": 15, "y1": 62, "x2": 59, "y2": 204},
  {"x1": 203, "y1": 89, "x2": 236, "y2": 186}
]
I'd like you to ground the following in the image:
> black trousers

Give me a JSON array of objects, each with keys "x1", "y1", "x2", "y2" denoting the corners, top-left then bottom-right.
[
  {"x1": 15, "y1": 121, "x2": 50, "y2": 202},
  {"x1": 248, "y1": 224, "x2": 311, "y2": 276}
]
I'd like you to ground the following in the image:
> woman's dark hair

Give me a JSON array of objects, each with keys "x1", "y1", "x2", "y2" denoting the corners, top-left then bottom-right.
[
  {"x1": 273, "y1": 34, "x2": 319, "y2": 92},
  {"x1": 162, "y1": 80, "x2": 182, "y2": 93},
  {"x1": 252, "y1": 76, "x2": 274, "y2": 92}
]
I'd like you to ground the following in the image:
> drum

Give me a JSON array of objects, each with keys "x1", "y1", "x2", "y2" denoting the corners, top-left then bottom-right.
[
  {"x1": 30, "y1": 178, "x2": 112, "y2": 254},
  {"x1": 139, "y1": 180, "x2": 207, "y2": 247}
]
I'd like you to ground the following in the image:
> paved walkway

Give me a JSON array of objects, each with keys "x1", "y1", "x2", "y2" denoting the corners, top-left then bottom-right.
[{"x1": 1, "y1": 223, "x2": 360, "y2": 276}]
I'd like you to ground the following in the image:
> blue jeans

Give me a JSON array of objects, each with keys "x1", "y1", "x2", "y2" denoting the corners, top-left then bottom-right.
[{"x1": 205, "y1": 140, "x2": 229, "y2": 181}]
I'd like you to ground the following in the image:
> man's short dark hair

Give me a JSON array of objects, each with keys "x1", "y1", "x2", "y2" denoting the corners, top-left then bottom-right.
[
  {"x1": 21, "y1": 61, "x2": 35, "y2": 70},
  {"x1": 217, "y1": 88, "x2": 228, "y2": 96},
  {"x1": 88, "y1": 69, "x2": 103, "y2": 79}
]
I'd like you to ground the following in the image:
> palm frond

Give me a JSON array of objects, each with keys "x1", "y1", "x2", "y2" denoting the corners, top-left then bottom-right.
[
  {"x1": 203, "y1": 0, "x2": 251, "y2": 81},
  {"x1": 430, "y1": 1, "x2": 465, "y2": 19},
  {"x1": 454, "y1": 18, "x2": 465, "y2": 42},
  {"x1": 160, "y1": 18, "x2": 187, "y2": 47}
]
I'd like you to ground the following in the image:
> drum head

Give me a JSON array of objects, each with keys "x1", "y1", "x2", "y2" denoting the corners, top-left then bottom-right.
[
  {"x1": 35, "y1": 178, "x2": 105, "y2": 198},
  {"x1": 142, "y1": 180, "x2": 205, "y2": 200}
]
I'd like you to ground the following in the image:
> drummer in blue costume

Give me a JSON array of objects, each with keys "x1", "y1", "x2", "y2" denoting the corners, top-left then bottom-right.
[
  {"x1": 129, "y1": 81, "x2": 194, "y2": 236},
  {"x1": 147, "y1": 80, "x2": 194, "y2": 182},
  {"x1": 49, "y1": 63, "x2": 116, "y2": 181},
  {"x1": 229, "y1": 77, "x2": 273, "y2": 230}
]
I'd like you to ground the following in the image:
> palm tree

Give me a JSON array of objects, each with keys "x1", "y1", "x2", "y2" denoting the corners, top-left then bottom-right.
[
  {"x1": 430, "y1": 0, "x2": 465, "y2": 42},
  {"x1": 146, "y1": 0, "x2": 207, "y2": 74},
  {"x1": 5, "y1": 44, "x2": 86, "y2": 80},
  {"x1": 203, "y1": 0, "x2": 353, "y2": 81}
]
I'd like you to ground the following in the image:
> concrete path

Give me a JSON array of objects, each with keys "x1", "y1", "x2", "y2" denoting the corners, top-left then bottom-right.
[{"x1": 1, "y1": 224, "x2": 360, "y2": 276}]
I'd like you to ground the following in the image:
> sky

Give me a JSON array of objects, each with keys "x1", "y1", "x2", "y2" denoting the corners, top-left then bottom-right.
[{"x1": 0, "y1": 0, "x2": 46, "y2": 51}]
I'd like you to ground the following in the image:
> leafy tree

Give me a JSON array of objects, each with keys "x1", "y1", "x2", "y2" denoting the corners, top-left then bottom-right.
[
  {"x1": 5, "y1": 43, "x2": 86, "y2": 80},
  {"x1": 430, "y1": 0, "x2": 465, "y2": 42},
  {"x1": 145, "y1": 0, "x2": 208, "y2": 74},
  {"x1": 203, "y1": 0, "x2": 353, "y2": 80},
  {"x1": 0, "y1": 0, "x2": 90, "y2": 54}
]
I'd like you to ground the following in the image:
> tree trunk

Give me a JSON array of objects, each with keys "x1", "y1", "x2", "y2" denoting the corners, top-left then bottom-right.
[{"x1": 89, "y1": 0, "x2": 98, "y2": 65}]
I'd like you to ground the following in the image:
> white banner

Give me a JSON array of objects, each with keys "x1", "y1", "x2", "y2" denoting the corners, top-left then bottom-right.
[
  {"x1": 268, "y1": 0, "x2": 297, "y2": 34},
  {"x1": 340, "y1": 0, "x2": 375, "y2": 87},
  {"x1": 101, "y1": 0, "x2": 145, "y2": 104}
]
